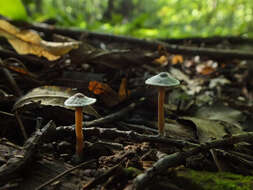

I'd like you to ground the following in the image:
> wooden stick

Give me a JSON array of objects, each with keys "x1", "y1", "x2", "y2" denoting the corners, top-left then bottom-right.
[
  {"x1": 132, "y1": 132, "x2": 253, "y2": 190},
  {"x1": 29, "y1": 23, "x2": 253, "y2": 60},
  {"x1": 0, "y1": 121, "x2": 55, "y2": 183},
  {"x1": 56, "y1": 126, "x2": 199, "y2": 148}
]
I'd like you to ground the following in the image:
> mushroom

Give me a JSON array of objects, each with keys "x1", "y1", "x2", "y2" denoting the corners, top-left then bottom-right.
[
  {"x1": 64, "y1": 93, "x2": 96, "y2": 157},
  {"x1": 145, "y1": 72, "x2": 180, "y2": 136}
]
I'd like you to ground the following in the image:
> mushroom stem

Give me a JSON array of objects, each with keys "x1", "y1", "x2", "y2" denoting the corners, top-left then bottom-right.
[
  {"x1": 75, "y1": 107, "x2": 84, "y2": 156},
  {"x1": 158, "y1": 87, "x2": 165, "y2": 135}
]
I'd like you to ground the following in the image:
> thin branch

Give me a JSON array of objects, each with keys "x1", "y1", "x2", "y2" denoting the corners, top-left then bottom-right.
[
  {"x1": 56, "y1": 126, "x2": 199, "y2": 148},
  {"x1": 132, "y1": 132, "x2": 253, "y2": 190},
  {"x1": 35, "y1": 159, "x2": 97, "y2": 190},
  {"x1": 30, "y1": 23, "x2": 253, "y2": 60},
  {"x1": 84, "y1": 98, "x2": 146, "y2": 127},
  {"x1": 0, "y1": 121, "x2": 55, "y2": 183},
  {"x1": 82, "y1": 163, "x2": 122, "y2": 190}
]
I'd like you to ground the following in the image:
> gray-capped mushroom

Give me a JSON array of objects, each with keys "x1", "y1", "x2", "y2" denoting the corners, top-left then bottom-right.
[
  {"x1": 64, "y1": 93, "x2": 96, "y2": 157},
  {"x1": 145, "y1": 72, "x2": 180, "y2": 136}
]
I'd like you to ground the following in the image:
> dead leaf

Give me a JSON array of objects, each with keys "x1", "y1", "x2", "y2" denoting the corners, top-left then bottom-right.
[
  {"x1": 170, "y1": 67, "x2": 204, "y2": 95},
  {"x1": 179, "y1": 117, "x2": 242, "y2": 142},
  {"x1": 193, "y1": 103, "x2": 244, "y2": 125},
  {"x1": 172, "y1": 55, "x2": 183, "y2": 65},
  {"x1": 13, "y1": 86, "x2": 100, "y2": 118},
  {"x1": 0, "y1": 20, "x2": 81, "y2": 61},
  {"x1": 209, "y1": 77, "x2": 231, "y2": 89},
  {"x1": 164, "y1": 121, "x2": 196, "y2": 141},
  {"x1": 196, "y1": 60, "x2": 218, "y2": 75},
  {"x1": 89, "y1": 81, "x2": 121, "y2": 107},
  {"x1": 88, "y1": 81, "x2": 109, "y2": 95},
  {"x1": 0, "y1": 58, "x2": 37, "y2": 78},
  {"x1": 152, "y1": 55, "x2": 168, "y2": 66},
  {"x1": 118, "y1": 78, "x2": 130, "y2": 101}
]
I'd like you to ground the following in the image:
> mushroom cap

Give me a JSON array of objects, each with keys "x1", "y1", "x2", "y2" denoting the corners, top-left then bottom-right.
[
  {"x1": 64, "y1": 93, "x2": 96, "y2": 107},
  {"x1": 145, "y1": 72, "x2": 180, "y2": 87}
]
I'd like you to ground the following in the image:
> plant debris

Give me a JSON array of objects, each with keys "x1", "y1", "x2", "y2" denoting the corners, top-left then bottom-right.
[{"x1": 0, "y1": 18, "x2": 253, "y2": 190}]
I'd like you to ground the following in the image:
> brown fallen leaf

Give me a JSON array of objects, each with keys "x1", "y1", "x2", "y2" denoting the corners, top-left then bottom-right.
[
  {"x1": 196, "y1": 60, "x2": 218, "y2": 75},
  {"x1": 118, "y1": 78, "x2": 130, "y2": 101},
  {"x1": 152, "y1": 55, "x2": 168, "y2": 66},
  {"x1": 0, "y1": 58, "x2": 37, "y2": 78},
  {"x1": 0, "y1": 20, "x2": 81, "y2": 61},
  {"x1": 13, "y1": 86, "x2": 100, "y2": 118},
  {"x1": 171, "y1": 54, "x2": 184, "y2": 65},
  {"x1": 89, "y1": 81, "x2": 121, "y2": 107}
]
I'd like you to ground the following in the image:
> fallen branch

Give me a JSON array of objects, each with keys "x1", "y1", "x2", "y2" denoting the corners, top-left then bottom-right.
[
  {"x1": 132, "y1": 132, "x2": 253, "y2": 190},
  {"x1": 29, "y1": 23, "x2": 253, "y2": 60},
  {"x1": 56, "y1": 126, "x2": 199, "y2": 148},
  {"x1": 0, "y1": 120, "x2": 55, "y2": 183},
  {"x1": 160, "y1": 36, "x2": 253, "y2": 46},
  {"x1": 84, "y1": 98, "x2": 146, "y2": 127}
]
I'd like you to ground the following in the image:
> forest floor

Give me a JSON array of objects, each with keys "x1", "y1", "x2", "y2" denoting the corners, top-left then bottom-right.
[{"x1": 0, "y1": 18, "x2": 253, "y2": 190}]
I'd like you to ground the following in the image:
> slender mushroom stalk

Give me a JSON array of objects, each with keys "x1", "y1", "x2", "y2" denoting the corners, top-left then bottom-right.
[
  {"x1": 158, "y1": 87, "x2": 165, "y2": 136},
  {"x1": 64, "y1": 93, "x2": 96, "y2": 157},
  {"x1": 145, "y1": 72, "x2": 180, "y2": 136},
  {"x1": 75, "y1": 107, "x2": 84, "y2": 155}
]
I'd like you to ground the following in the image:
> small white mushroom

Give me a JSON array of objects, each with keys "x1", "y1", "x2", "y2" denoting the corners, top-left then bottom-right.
[
  {"x1": 64, "y1": 93, "x2": 96, "y2": 157},
  {"x1": 145, "y1": 72, "x2": 180, "y2": 136}
]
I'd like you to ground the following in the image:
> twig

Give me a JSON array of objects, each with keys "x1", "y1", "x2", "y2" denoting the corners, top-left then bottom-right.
[
  {"x1": 0, "y1": 183, "x2": 19, "y2": 190},
  {"x1": 15, "y1": 111, "x2": 28, "y2": 140},
  {"x1": 216, "y1": 149, "x2": 253, "y2": 169},
  {"x1": 0, "y1": 111, "x2": 15, "y2": 117},
  {"x1": 132, "y1": 132, "x2": 253, "y2": 190},
  {"x1": 56, "y1": 126, "x2": 199, "y2": 148},
  {"x1": 82, "y1": 163, "x2": 122, "y2": 190},
  {"x1": 119, "y1": 121, "x2": 158, "y2": 133},
  {"x1": 160, "y1": 36, "x2": 253, "y2": 46},
  {"x1": 35, "y1": 159, "x2": 97, "y2": 190},
  {"x1": 0, "y1": 121, "x2": 55, "y2": 183},
  {"x1": 1, "y1": 67, "x2": 22, "y2": 97},
  {"x1": 85, "y1": 98, "x2": 146, "y2": 127},
  {"x1": 30, "y1": 23, "x2": 253, "y2": 60},
  {"x1": 210, "y1": 149, "x2": 224, "y2": 171}
]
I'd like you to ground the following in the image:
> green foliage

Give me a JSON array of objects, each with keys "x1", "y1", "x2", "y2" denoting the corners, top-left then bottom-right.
[
  {"x1": 6, "y1": 0, "x2": 253, "y2": 38},
  {"x1": 0, "y1": 0, "x2": 27, "y2": 20}
]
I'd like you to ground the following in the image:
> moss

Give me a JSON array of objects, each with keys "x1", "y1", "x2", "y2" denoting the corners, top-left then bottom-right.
[
  {"x1": 178, "y1": 169, "x2": 253, "y2": 190},
  {"x1": 123, "y1": 167, "x2": 142, "y2": 177}
]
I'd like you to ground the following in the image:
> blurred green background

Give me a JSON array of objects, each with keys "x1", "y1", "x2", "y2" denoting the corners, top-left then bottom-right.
[{"x1": 1, "y1": 0, "x2": 253, "y2": 38}]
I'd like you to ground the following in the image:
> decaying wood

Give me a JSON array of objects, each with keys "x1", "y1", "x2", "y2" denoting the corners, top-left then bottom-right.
[
  {"x1": 56, "y1": 126, "x2": 199, "y2": 148},
  {"x1": 160, "y1": 36, "x2": 253, "y2": 46},
  {"x1": 0, "y1": 120, "x2": 55, "y2": 184},
  {"x1": 216, "y1": 149, "x2": 253, "y2": 169},
  {"x1": 29, "y1": 23, "x2": 253, "y2": 60},
  {"x1": 132, "y1": 132, "x2": 253, "y2": 190}
]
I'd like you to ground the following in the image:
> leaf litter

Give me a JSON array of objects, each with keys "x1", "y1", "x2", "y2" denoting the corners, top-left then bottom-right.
[{"x1": 0, "y1": 19, "x2": 253, "y2": 190}]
